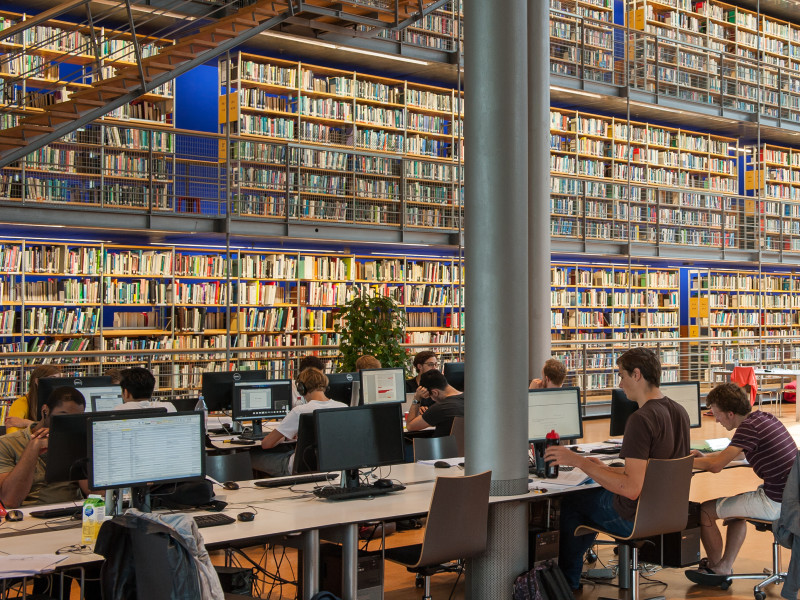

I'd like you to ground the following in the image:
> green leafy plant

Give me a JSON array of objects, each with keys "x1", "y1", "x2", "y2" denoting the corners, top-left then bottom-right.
[{"x1": 334, "y1": 293, "x2": 409, "y2": 373}]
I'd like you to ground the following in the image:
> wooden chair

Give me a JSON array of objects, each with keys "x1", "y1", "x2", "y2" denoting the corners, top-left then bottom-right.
[
  {"x1": 574, "y1": 456, "x2": 694, "y2": 600},
  {"x1": 413, "y1": 435, "x2": 459, "y2": 462},
  {"x1": 450, "y1": 416, "x2": 465, "y2": 456},
  {"x1": 204, "y1": 450, "x2": 253, "y2": 482},
  {"x1": 384, "y1": 471, "x2": 492, "y2": 600}
]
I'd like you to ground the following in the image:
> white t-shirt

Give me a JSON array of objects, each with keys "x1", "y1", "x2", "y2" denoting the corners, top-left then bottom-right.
[
  {"x1": 276, "y1": 399, "x2": 347, "y2": 440},
  {"x1": 113, "y1": 400, "x2": 177, "y2": 413}
]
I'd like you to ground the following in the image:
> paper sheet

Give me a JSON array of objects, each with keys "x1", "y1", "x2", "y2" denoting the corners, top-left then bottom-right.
[{"x1": 0, "y1": 554, "x2": 67, "y2": 577}]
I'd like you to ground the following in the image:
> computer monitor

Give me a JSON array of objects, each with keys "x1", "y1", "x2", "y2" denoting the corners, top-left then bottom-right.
[
  {"x1": 527, "y1": 387, "x2": 583, "y2": 443},
  {"x1": 231, "y1": 379, "x2": 292, "y2": 439},
  {"x1": 88, "y1": 411, "x2": 205, "y2": 492},
  {"x1": 201, "y1": 370, "x2": 267, "y2": 412},
  {"x1": 443, "y1": 362, "x2": 465, "y2": 392},
  {"x1": 315, "y1": 403, "x2": 405, "y2": 488},
  {"x1": 610, "y1": 388, "x2": 639, "y2": 437},
  {"x1": 38, "y1": 376, "x2": 120, "y2": 414},
  {"x1": 46, "y1": 408, "x2": 168, "y2": 483},
  {"x1": 326, "y1": 372, "x2": 357, "y2": 405},
  {"x1": 359, "y1": 368, "x2": 405, "y2": 405},
  {"x1": 661, "y1": 381, "x2": 702, "y2": 428}
]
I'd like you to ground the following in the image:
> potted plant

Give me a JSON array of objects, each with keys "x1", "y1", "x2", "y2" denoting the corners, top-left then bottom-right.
[{"x1": 334, "y1": 293, "x2": 408, "y2": 372}]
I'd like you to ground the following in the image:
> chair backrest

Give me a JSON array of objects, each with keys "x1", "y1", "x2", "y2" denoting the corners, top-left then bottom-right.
[
  {"x1": 731, "y1": 366, "x2": 757, "y2": 406},
  {"x1": 629, "y1": 456, "x2": 693, "y2": 540},
  {"x1": 204, "y1": 450, "x2": 253, "y2": 482},
  {"x1": 415, "y1": 471, "x2": 492, "y2": 568},
  {"x1": 413, "y1": 435, "x2": 460, "y2": 462},
  {"x1": 293, "y1": 412, "x2": 318, "y2": 474},
  {"x1": 450, "y1": 416, "x2": 465, "y2": 456}
]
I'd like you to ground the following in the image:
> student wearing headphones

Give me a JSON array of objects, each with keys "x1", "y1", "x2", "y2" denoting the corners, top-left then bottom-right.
[
  {"x1": 251, "y1": 368, "x2": 348, "y2": 477},
  {"x1": 290, "y1": 355, "x2": 325, "y2": 407}
]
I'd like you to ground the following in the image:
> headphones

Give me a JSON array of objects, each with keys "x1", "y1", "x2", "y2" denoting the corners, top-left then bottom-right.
[{"x1": 296, "y1": 374, "x2": 330, "y2": 397}]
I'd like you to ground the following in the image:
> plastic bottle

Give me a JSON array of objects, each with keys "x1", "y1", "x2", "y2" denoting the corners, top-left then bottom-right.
[
  {"x1": 545, "y1": 429, "x2": 560, "y2": 479},
  {"x1": 195, "y1": 393, "x2": 208, "y2": 424}
]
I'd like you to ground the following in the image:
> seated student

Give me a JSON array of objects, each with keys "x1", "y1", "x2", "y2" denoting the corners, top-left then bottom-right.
[
  {"x1": 104, "y1": 367, "x2": 123, "y2": 385},
  {"x1": 114, "y1": 367, "x2": 176, "y2": 413},
  {"x1": 545, "y1": 347, "x2": 690, "y2": 591},
  {"x1": 251, "y1": 368, "x2": 348, "y2": 477},
  {"x1": 689, "y1": 382, "x2": 797, "y2": 577},
  {"x1": 291, "y1": 355, "x2": 326, "y2": 407},
  {"x1": 0, "y1": 386, "x2": 88, "y2": 507},
  {"x1": 355, "y1": 355, "x2": 381, "y2": 371},
  {"x1": 406, "y1": 369, "x2": 464, "y2": 437},
  {"x1": 405, "y1": 351, "x2": 440, "y2": 406},
  {"x1": 529, "y1": 358, "x2": 566, "y2": 389},
  {"x1": 4, "y1": 365, "x2": 61, "y2": 434}
]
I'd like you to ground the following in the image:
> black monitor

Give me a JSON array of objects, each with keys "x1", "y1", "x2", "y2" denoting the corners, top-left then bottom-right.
[
  {"x1": 46, "y1": 408, "x2": 168, "y2": 483},
  {"x1": 88, "y1": 411, "x2": 205, "y2": 493},
  {"x1": 359, "y1": 368, "x2": 405, "y2": 405},
  {"x1": 661, "y1": 381, "x2": 702, "y2": 428},
  {"x1": 315, "y1": 403, "x2": 405, "y2": 488},
  {"x1": 326, "y1": 372, "x2": 358, "y2": 405},
  {"x1": 527, "y1": 386, "x2": 583, "y2": 443},
  {"x1": 443, "y1": 362, "x2": 465, "y2": 392},
  {"x1": 38, "y1": 376, "x2": 121, "y2": 414},
  {"x1": 610, "y1": 388, "x2": 639, "y2": 437},
  {"x1": 231, "y1": 379, "x2": 292, "y2": 440},
  {"x1": 201, "y1": 370, "x2": 267, "y2": 412}
]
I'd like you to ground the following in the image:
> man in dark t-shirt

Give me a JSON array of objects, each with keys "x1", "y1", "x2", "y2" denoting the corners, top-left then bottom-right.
[
  {"x1": 405, "y1": 351, "x2": 440, "y2": 407},
  {"x1": 545, "y1": 348, "x2": 690, "y2": 590},
  {"x1": 688, "y1": 382, "x2": 797, "y2": 578},
  {"x1": 406, "y1": 369, "x2": 463, "y2": 437}
]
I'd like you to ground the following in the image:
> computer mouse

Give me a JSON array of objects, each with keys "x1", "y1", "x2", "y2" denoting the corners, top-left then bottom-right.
[
  {"x1": 237, "y1": 512, "x2": 255, "y2": 522},
  {"x1": 222, "y1": 481, "x2": 240, "y2": 491},
  {"x1": 609, "y1": 461, "x2": 625, "y2": 468},
  {"x1": 433, "y1": 460, "x2": 451, "y2": 469},
  {"x1": 5, "y1": 510, "x2": 23, "y2": 522},
  {"x1": 374, "y1": 478, "x2": 394, "y2": 488}
]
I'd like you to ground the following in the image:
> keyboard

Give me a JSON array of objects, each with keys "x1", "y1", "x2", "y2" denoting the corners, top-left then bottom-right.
[
  {"x1": 193, "y1": 513, "x2": 236, "y2": 528},
  {"x1": 30, "y1": 506, "x2": 82, "y2": 519},
  {"x1": 589, "y1": 447, "x2": 619, "y2": 455},
  {"x1": 312, "y1": 484, "x2": 405, "y2": 501},
  {"x1": 254, "y1": 472, "x2": 339, "y2": 488}
]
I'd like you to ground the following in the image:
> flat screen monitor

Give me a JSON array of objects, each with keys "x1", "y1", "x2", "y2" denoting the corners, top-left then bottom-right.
[
  {"x1": 326, "y1": 372, "x2": 357, "y2": 405},
  {"x1": 201, "y1": 370, "x2": 267, "y2": 412},
  {"x1": 527, "y1": 386, "x2": 583, "y2": 443},
  {"x1": 46, "y1": 408, "x2": 168, "y2": 483},
  {"x1": 88, "y1": 411, "x2": 204, "y2": 490},
  {"x1": 610, "y1": 388, "x2": 639, "y2": 437},
  {"x1": 661, "y1": 381, "x2": 702, "y2": 428},
  {"x1": 231, "y1": 379, "x2": 292, "y2": 439},
  {"x1": 38, "y1": 376, "x2": 118, "y2": 415},
  {"x1": 315, "y1": 403, "x2": 405, "y2": 487},
  {"x1": 359, "y1": 368, "x2": 405, "y2": 405},
  {"x1": 443, "y1": 362, "x2": 465, "y2": 392}
]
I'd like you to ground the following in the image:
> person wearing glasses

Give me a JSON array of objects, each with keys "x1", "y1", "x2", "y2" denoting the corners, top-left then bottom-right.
[{"x1": 405, "y1": 351, "x2": 440, "y2": 407}]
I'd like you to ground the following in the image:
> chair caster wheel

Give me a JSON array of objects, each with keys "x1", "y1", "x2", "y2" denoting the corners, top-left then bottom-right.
[
  {"x1": 585, "y1": 549, "x2": 598, "y2": 564},
  {"x1": 719, "y1": 581, "x2": 731, "y2": 591},
  {"x1": 754, "y1": 592, "x2": 766, "y2": 600}
]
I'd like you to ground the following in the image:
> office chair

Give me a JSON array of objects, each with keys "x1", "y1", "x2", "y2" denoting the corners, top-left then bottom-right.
[
  {"x1": 574, "y1": 456, "x2": 693, "y2": 600},
  {"x1": 293, "y1": 413, "x2": 318, "y2": 474},
  {"x1": 717, "y1": 519, "x2": 787, "y2": 599},
  {"x1": 205, "y1": 450, "x2": 253, "y2": 482},
  {"x1": 449, "y1": 416, "x2": 465, "y2": 456},
  {"x1": 731, "y1": 366, "x2": 758, "y2": 407},
  {"x1": 384, "y1": 471, "x2": 492, "y2": 600},
  {"x1": 413, "y1": 435, "x2": 460, "y2": 462}
]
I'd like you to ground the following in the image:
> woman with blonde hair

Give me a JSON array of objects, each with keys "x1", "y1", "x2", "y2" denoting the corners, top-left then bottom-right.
[{"x1": 4, "y1": 365, "x2": 61, "y2": 433}]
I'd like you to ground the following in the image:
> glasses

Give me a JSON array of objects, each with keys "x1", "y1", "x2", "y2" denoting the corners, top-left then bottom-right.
[{"x1": 423, "y1": 361, "x2": 439, "y2": 367}]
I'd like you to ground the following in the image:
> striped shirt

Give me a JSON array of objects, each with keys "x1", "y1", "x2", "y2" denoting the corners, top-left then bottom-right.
[{"x1": 730, "y1": 411, "x2": 797, "y2": 503}]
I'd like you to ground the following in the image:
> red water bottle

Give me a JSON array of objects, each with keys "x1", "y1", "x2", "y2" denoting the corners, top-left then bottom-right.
[{"x1": 545, "y1": 430, "x2": 560, "y2": 479}]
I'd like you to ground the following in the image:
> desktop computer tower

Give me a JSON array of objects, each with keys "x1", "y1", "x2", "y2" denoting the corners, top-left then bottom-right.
[
  {"x1": 320, "y1": 542, "x2": 383, "y2": 600},
  {"x1": 529, "y1": 528, "x2": 560, "y2": 568},
  {"x1": 638, "y1": 502, "x2": 701, "y2": 567}
]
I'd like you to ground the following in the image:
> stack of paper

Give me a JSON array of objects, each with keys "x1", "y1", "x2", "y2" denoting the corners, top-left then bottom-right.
[{"x1": 0, "y1": 555, "x2": 67, "y2": 577}]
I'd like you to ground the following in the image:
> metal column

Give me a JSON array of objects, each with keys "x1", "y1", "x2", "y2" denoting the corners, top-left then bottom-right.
[
  {"x1": 464, "y1": 0, "x2": 530, "y2": 595},
  {"x1": 528, "y1": 0, "x2": 552, "y2": 374}
]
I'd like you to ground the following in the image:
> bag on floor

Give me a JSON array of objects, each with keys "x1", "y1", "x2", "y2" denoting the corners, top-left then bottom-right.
[{"x1": 513, "y1": 560, "x2": 574, "y2": 600}]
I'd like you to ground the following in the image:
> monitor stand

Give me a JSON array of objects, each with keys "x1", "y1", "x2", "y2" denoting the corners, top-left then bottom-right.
[
  {"x1": 342, "y1": 468, "x2": 360, "y2": 489},
  {"x1": 131, "y1": 486, "x2": 152, "y2": 512},
  {"x1": 239, "y1": 419, "x2": 267, "y2": 440}
]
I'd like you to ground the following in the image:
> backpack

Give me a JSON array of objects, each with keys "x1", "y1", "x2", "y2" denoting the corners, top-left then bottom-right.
[{"x1": 513, "y1": 561, "x2": 574, "y2": 600}]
